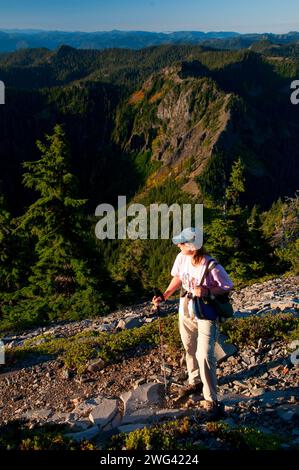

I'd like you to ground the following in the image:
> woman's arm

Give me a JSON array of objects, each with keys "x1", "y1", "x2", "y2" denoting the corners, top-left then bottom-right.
[
  {"x1": 152, "y1": 276, "x2": 182, "y2": 305},
  {"x1": 163, "y1": 276, "x2": 182, "y2": 300},
  {"x1": 194, "y1": 284, "x2": 232, "y2": 297},
  {"x1": 194, "y1": 263, "x2": 233, "y2": 298}
]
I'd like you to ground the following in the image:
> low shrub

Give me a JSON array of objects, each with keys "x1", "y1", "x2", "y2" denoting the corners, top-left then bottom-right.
[
  {"x1": 109, "y1": 417, "x2": 204, "y2": 451},
  {"x1": 206, "y1": 422, "x2": 283, "y2": 450},
  {"x1": 0, "y1": 420, "x2": 96, "y2": 450},
  {"x1": 221, "y1": 313, "x2": 299, "y2": 346}
]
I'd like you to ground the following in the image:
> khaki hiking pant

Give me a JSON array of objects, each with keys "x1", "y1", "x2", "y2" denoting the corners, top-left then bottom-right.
[{"x1": 178, "y1": 296, "x2": 218, "y2": 402}]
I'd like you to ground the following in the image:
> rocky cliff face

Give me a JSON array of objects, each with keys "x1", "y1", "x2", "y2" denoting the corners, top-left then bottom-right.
[
  {"x1": 115, "y1": 65, "x2": 234, "y2": 195},
  {"x1": 114, "y1": 58, "x2": 298, "y2": 205}
]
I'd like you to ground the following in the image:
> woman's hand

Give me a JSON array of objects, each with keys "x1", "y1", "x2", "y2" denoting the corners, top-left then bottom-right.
[
  {"x1": 151, "y1": 277, "x2": 181, "y2": 307},
  {"x1": 194, "y1": 286, "x2": 209, "y2": 297},
  {"x1": 152, "y1": 295, "x2": 164, "y2": 307}
]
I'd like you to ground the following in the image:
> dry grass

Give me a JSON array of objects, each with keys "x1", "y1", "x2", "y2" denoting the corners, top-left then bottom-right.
[
  {"x1": 128, "y1": 90, "x2": 145, "y2": 104},
  {"x1": 149, "y1": 91, "x2": 164, "y2": 103}
]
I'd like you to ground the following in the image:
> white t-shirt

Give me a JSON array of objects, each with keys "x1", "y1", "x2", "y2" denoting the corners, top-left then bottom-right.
[
  {"x1": 171, "y1": 253, "x2": 233, "y2": 294},
  {"x1": 171, "y1": 253, "x2": 233, "y2": 320}
]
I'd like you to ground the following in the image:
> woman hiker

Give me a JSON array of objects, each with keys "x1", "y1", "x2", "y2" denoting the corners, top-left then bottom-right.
[{"x1": 152, "y1": 227, "x2": 233, "y2": 415}]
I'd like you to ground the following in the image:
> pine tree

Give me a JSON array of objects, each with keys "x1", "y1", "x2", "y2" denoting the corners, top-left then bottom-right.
[
  {"x1": 196, "y1": 151, "x2": 227, "y2": 204},
  {"x1": 0, "y1": 190, "x2": 31, "y2": 294},
  {"x1": 0, "y1": 192, "x2": 15, "y2": 292},
  {"x1": 206, "y1": 159, "x2": 274, "y2": 281},
  {"x1": 244, "y1": 204, "x2": 274, "y2": 275},
  {"x1": 2, "y1": 125, "x2": 109, "y2": 327},
  {"x1": 225, "y1": 157, "x2": 245, "y2": 211},
  {"x1": 262, "y1": 192, "x2": 299, "y2": 273}
]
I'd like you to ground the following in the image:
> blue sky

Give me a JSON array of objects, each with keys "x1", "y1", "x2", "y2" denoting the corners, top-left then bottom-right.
[{"x1": 0, "y1": 0, "x2": 298, "y2": 33}]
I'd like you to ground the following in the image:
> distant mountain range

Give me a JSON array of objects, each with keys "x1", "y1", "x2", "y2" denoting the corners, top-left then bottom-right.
[{"x1": 0, "y1": 29, "x2": 299, "y2": 52}]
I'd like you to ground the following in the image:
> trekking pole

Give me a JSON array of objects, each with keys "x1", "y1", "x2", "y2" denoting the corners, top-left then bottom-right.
[{"x1": 152, "y1": 288, "x2": 168, "y2": 401}]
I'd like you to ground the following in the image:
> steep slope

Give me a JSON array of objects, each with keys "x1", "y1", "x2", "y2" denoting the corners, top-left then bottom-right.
[{"x1": 114, "y1": 65, "x2": 232, "y2": 196}]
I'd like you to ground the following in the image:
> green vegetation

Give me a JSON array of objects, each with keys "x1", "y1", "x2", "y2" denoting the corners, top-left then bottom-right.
[
  {"x1": 205, "y1": 422, "x2": 283, "y2": 450},
  {"x1": 0, "y1": 420, "x2": 96, "y2": 450},
  {"x1": 106, "y1": 178, "x2": 194, "y2": 296},
  {"x1": 196, "y1": 158, "x2": 287, "y2": 283},
  {"x1": 8, "y1": 313, "x2": 181, "y2": 373},
  {"x1": 7, "y1": 312, "x2": 298, "y2": 373},
  {"x1": 131, "y1": 150, "x2": 162, "y2": 185},
  {"x1": 261, "y1": 193, "x2": 299, "y2": 274},
  {"x1": 109, "y1": 417, "x2": 204, "y2": 451},
  {"x1": 108, "y1": 416, "x2": 284, "y2": 450},
  {"x1": 0, "y1": 192, "x2": 28, "y2": 293},
  {"x1": 0, "y1": 416, "x2": 284, "y2": 451},
  {"x1": 0, "y1": 125, "x2": 110, "y2": 330},
  {"x1": 221, "y1": 313, "x2": 299, "y2": 346}
]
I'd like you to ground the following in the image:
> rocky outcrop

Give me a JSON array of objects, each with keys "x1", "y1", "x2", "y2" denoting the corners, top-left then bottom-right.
[{"x1": 120, "y1": 67, "x2": 234, "y2": 195}]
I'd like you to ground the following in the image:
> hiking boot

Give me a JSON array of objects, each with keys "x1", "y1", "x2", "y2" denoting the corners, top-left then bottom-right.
[
  {"x1": 173, "y1": 382, "x2": 203, "y2": 402},
  {"x1": 199, "y1": 400, "x2": 225, "y2": 420}
]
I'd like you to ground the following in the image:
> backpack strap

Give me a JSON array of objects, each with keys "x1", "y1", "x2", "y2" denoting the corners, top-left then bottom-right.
[
  {"x1": 198, "y1": 257, "x2": 217, "y2": 284},
  {"x1": 204, "y1": 258, "x2": 218, "y2": 280}
]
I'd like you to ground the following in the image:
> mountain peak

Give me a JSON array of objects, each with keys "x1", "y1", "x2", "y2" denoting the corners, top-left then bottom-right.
[{"x1": 56, "y1": 44, "x2": 76, "y2": 55}]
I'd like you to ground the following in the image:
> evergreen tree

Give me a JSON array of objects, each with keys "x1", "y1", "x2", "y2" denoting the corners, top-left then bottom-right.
[
  {"x1": 262, "y1": 192, "x2": 299, "y2": 273},
  {"x1": 206, "y1": 159, "x2": 274, "y2": 281},
  {"x1": 0, "y1": 192, "x2": 16, "y2": 292},
  {"x1": 196, "y1": 152, "x2": 227, "y2": 204},
  {"x1": 225, "y1": 157, "x2": 245, "y2": 211},
  {"x1": 0, "y1": 190, "x2": 31, "y2": 294},
  {"x1": 2, "y1": 125, "x2": 109, "y2": 328},
  {"x1": 244, "y1": 204, "x2": 274, "y2": 275}
]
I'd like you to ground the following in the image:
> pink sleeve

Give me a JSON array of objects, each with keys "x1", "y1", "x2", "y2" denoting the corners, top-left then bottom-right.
[
  {"x1": 171, "y1": 253, "x2": 182, "y2": 277},
  {"x1": 209, "y1": 264, "x2": 233, "y2": 291}
]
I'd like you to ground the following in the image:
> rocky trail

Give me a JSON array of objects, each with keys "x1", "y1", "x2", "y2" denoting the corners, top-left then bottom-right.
[{"x1": 0, "y1": 276, "x2": 298, "y2": 449}]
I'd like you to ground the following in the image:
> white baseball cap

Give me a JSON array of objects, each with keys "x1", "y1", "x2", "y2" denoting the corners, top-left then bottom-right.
[{"x1": 172, "y1": 227, "x2": 203, "y2": 251}]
